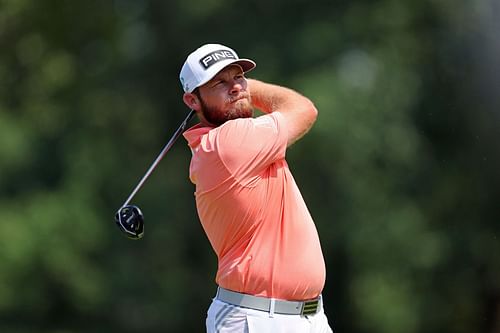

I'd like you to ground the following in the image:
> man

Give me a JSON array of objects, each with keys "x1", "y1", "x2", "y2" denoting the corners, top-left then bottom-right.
[{"x1": 180, "y1": 43, "x2": 333, "y2": 333}]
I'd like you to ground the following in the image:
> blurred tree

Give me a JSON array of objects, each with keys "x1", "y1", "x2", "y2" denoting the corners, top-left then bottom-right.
[{"x1": 0, "y1": 0, "x2": 498, "y2": 332}]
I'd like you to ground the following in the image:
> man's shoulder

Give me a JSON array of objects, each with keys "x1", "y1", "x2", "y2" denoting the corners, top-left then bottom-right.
[
  {"x1": 213, "y1": 113, "x2": 286, "y2": 160},
  {"x1": 217, "y1": 112, "x2": 282, "y2": 133}
]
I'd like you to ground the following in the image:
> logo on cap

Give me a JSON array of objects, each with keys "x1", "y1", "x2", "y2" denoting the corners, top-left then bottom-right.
[
  {"x1": 199, "y1": 49, "x2": 237, "y2": 69},
  {"x1": 180, "y1": 76, "x2": 189, "y2": 91}
]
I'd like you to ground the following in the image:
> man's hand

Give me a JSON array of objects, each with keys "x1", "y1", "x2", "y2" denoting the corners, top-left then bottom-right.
[{"x1": 248, "y1": 79, "x2": 318, "y2": 146}]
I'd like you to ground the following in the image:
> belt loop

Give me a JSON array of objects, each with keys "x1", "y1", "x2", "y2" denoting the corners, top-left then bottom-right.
[{"x1": 269, "y1": 298, "x2": 276, "y2": 318}]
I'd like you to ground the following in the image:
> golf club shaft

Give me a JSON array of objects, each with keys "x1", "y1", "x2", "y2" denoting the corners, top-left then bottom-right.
[{"x1": 121, "y1": 109, "x2": 196, "y2": 208}]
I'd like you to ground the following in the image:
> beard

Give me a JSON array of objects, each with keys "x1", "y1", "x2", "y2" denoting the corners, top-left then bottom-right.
[{"x1": 198, "y1": 94, "x2": 254, "y2": 126}]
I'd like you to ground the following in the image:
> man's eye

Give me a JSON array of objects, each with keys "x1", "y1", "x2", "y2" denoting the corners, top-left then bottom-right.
[{"x1": 235, "y1": 75, "x2": 244, "y2": 80}]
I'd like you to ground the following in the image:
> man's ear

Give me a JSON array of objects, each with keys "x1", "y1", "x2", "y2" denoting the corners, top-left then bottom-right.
[{"x1": 183, "y1": 92, "x2": 200, "y2": 111}]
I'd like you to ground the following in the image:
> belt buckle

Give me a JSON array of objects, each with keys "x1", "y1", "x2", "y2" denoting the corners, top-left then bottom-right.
[{"x1": 301, "y1": 299, "x2": 319, "y2": 316}]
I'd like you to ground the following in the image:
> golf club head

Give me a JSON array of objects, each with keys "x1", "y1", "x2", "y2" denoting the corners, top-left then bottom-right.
[{"x1": 115, "y1": 205, "x2": 144, "y2": 239}]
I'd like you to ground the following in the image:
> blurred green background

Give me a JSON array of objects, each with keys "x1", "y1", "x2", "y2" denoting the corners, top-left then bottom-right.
[{"x1": 1, "y1": 0, "x2": 499, "y2": 332}]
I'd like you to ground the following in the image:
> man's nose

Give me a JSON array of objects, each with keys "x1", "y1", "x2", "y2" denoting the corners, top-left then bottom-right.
[{"x1": 229, "y1": 81, "x2": 243, "y2": 94}]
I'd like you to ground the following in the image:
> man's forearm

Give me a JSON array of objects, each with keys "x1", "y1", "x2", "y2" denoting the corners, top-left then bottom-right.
[
  {"x1": 247, "y1": 78, "x2": 318, "y2": 146},
  {"x1": 248, "y1": 79, "x2": 302, "y2": 114}
]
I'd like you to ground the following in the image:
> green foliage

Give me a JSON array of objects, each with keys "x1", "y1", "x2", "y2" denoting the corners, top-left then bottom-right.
[{"x1": 0, "y1": 0, "x2": 499, "y2": 332}]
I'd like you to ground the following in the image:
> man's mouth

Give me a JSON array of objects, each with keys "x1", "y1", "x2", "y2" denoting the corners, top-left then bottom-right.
[{"x1": 230, "y1": 94, "x2": 249, "y2": 103}]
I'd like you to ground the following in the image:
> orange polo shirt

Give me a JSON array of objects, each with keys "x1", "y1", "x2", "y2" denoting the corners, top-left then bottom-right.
[{"x1": 183, "y1": 112, "x2": 326, "y2": 301}]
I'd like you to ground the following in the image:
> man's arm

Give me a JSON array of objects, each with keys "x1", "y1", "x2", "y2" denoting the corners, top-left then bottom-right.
[{"x1": 247, "y1": 79, "x2": 318, "y2": 147}]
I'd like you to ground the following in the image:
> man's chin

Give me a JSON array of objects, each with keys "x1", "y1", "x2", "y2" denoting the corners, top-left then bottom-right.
[
  {"x1": 229, "y1": 107, "x2": 253, "y2": 120},
  {"x1": 201, "y1": 102, "x2": 254, "y2": 126},
  {"x1": 232, "y1": 100, "x2": 254, "y2": 118}
]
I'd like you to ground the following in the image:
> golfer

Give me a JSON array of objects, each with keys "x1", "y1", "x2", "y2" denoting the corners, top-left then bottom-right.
[{"x1": 180, "y1": 43, "x2": 333, "y2": 333}]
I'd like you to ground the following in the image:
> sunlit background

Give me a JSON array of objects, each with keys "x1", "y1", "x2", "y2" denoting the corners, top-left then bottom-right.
[{"x1": 1, "y1": 0, "x2": 499, "y2": 332}]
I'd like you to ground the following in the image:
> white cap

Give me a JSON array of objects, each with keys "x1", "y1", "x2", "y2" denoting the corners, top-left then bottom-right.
[{"x1": 179, "y1": 43, "x2": 256, "y2": 93}]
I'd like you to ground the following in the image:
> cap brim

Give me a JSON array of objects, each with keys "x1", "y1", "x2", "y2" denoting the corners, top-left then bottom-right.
[
  {"x1": 192, "y1": 58, "x2": 257, "y2": 92},
  {"x1": 232, "y1": 58, "x2": 256, "y2": 73}
]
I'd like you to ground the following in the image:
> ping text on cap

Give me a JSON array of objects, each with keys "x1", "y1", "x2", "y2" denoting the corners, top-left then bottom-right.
[{"x1": 199, "y1": 50, "x2": 237, "y2": 69}]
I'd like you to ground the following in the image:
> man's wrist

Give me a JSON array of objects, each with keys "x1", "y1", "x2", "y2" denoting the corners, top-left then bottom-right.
[{"x1": 248, "y1": 79, "x2": 276, "y2": 114}]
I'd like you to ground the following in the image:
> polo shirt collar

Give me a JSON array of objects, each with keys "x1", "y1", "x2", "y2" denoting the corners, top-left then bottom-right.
[{"x1": 183, "y1": 123, "x2": 213, "y2": 148}]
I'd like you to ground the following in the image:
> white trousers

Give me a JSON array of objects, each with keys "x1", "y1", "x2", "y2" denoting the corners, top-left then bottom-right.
[{"x1": 206, "y1": 299, "x2": 334, "y2": 333}]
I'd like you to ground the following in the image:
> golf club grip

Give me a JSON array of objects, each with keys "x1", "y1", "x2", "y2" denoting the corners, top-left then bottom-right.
[{"x1": 121, "y1": 109, "x2": 196, "y2": 208}]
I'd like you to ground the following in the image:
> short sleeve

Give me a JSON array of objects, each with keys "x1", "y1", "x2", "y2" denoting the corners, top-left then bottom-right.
[{"x1": 215, "y1": 112, "x2": 287, "y2": 185}]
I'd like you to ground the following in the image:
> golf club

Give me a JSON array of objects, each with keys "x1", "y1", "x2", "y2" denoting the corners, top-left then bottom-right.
[{"x1": 115, "y1": 109, "x2": 196, "y2": 239}]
